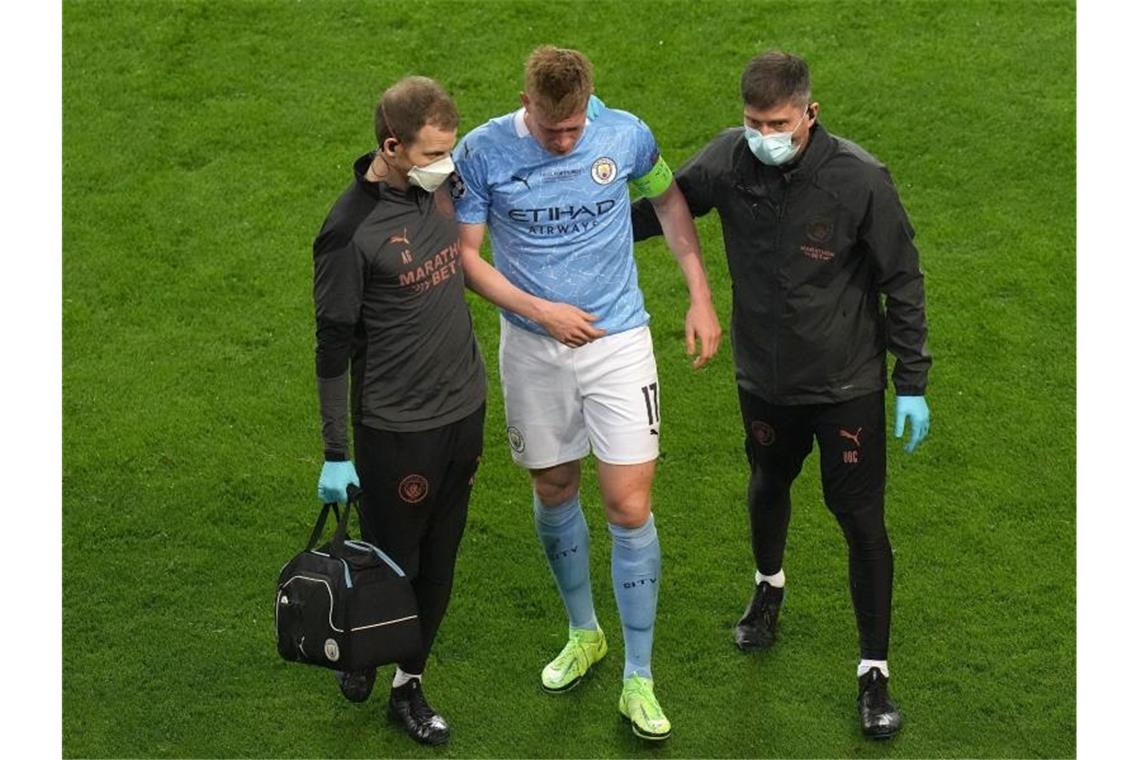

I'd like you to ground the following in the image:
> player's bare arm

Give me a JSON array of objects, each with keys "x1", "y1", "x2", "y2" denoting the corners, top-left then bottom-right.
[
  {"x1": 648, "y1": 181, "x2": 722, "y2": 368},
  {"x1": 458, "y1": 222, "x2": 605, "y2": 348}
]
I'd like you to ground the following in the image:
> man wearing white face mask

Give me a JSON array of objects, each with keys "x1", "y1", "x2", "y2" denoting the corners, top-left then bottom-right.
[
  {"x1": 310, "y1": 76, "x2": 486, "y2": 746},
  {"x1": 632, "y1": 50, "x2": 932, "y2": 739}
]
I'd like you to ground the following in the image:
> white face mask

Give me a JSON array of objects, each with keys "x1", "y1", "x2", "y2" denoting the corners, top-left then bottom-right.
[
  {"x1": 744, "y1": 109, "x2": 809, "y2": 166},
  {"x1": 407, "y1": 154, "x2": 454, "y2": 192}
]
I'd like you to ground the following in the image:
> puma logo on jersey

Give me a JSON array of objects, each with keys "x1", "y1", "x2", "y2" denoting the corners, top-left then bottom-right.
[
  {"x1": 839, "y1": 427, "x2": 863, "y2": 447},
  {"x1": 388, "y1": 228, "x2": 414, "y2": 264}
]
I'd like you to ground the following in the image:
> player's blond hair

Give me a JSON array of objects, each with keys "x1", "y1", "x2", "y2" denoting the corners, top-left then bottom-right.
[{"x1": 524, "y1": 46, "x2": 593, "y2": 122}]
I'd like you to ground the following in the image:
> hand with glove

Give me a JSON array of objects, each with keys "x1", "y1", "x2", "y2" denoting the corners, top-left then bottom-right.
[
  {"x1": 894, "y1": 395, "x2": 930, "y2": 454},
  {"x1": 317, "y1": 459, "x2": 360, "y2": 503}
]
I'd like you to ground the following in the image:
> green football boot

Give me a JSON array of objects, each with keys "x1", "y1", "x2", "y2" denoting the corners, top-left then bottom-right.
[
  {"x1": 618, "y1": 675, "x2": 672, "y2": 741},
  {"x1": 541, "y1": 626, "x2": 607, "y2": 693}
]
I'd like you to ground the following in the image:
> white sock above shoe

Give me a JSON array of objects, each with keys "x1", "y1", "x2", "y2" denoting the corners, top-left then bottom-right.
[
  {"x1": 393, "y1": 668, "x2": 422, "y2": 688},
  {"x1": 857, "y1": 659, "x2": 889, "y2": 678},
  {"x1": 756, "y1": 568, "x2": 786, "y2": 588}
]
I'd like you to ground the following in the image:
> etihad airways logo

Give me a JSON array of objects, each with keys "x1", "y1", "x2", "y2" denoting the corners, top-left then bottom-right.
[{"x1": 508, "y1": 199, "x2": 617, "y2": 236}]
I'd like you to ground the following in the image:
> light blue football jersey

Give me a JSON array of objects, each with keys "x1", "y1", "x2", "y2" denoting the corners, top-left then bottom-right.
[{"x1": 454, "y1": 106, "x2": 662, "y2": 336}]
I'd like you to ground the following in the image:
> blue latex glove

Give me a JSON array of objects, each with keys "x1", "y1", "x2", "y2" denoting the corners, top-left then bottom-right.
[
  {"x1": 318, "y1": 460, "x2": 360, "y2": 503},
  {"x1": 894, "y1": 395, "x2": 930, "y2": 453},
  {"x1": 587, "y1": 94, "x2": 605, "y2": 119}
]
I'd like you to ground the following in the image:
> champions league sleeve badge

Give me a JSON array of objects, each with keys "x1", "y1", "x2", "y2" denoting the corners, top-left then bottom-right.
[{"x1": 448, "y1": 173, "x2": 466, "y2": 200}]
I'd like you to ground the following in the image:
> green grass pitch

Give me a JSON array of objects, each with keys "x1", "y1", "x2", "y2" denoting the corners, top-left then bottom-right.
[{"x1": 63, "y1": 1, "x2": 1074, "y2": 756}]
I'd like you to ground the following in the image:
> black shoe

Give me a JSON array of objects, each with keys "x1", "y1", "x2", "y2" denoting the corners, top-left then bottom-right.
[
  {"x1": 734, "y1": 581, "x2": 784, "y2": 651},
  {"x1": 858, "y1": 667, "x2": 902, "y2": 739},
  {"x1": 335, "y1": 667, "x2": 376, "y2": 703},
  {"x1": 388, "y1": 679, "x2": 450, "y2": 746}
]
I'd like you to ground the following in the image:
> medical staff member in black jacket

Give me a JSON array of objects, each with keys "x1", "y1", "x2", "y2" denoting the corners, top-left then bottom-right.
[
  {"x1": 631, "y1": 50, "x2": 932, "y2": 740},
  {"x1": 312, "y1": 76, "x2": 486, "y2": 747}
]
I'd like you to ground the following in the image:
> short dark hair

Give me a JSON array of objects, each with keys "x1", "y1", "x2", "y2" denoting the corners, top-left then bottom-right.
[
  {"x1": 740, "y1": 50, "x2": 811, "y2": 110},
  {"x1": 374, "y1": 76, "x2": 459, "y2": 147},
  {"x1": 525, "y1": 46, "x2": 593, "y2": 121}
]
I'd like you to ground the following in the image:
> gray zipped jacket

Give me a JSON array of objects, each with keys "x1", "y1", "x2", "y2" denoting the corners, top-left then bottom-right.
[{"x1": 632, "y1": 123, "x2": 930, "y2": 404}]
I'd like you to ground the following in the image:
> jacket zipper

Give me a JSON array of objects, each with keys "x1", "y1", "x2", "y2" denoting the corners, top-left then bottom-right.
[
  {"x1": 772, "y1": 182, "x2": 789, "y2": 400},
  {"x1": 738, "y1": 175, "x2": 787, "y2": 400}
]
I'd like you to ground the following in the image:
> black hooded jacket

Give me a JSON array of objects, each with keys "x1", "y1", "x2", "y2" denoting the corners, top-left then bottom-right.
[{"x1": 632, "y1": 123, "x2": 930, "y2": 404}]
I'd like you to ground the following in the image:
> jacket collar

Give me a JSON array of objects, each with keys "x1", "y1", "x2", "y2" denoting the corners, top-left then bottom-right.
[
  {"x1": 354, "y1": 151, "x2": 420, "y2": 202},
  {"x1": 782, "y1": 122, "x2": 833, "y2": 180},
  {"x1": 353, "y1": 153, "x2": 381, "y2": 198}
]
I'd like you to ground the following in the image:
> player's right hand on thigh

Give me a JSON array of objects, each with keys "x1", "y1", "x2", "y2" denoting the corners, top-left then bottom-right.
[
  {"x1": 318, "y1": 460, "x2": 360, "y2": 503},
  {"x1": 536, "y1": 301, "x2": 606, "y2": 347}
]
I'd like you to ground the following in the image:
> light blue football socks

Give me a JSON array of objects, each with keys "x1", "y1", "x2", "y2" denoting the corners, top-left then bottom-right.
[
  {"x1": 534, "y1": 492, "x2": 598, "y2": 631},
  {"x1": 609, "y1": 513, "x2": 661, "y2": 679},
  {"x1": 535, "y1": 496, "x2": 662, "y2": 679}
]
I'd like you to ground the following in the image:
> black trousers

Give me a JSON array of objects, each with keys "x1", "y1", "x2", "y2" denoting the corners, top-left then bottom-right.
[
  {"x1": 354, "y1": 404, "x2": 485, "y2": 674},
  {"x1": 739, "y1": 388, "x2": 892, "y2": 660}
]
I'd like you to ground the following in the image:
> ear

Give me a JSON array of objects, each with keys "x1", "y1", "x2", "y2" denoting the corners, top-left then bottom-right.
[
  {"x1": 383, "y1": 137, "x2": 400, "y2": 156},
  {"x1": 519, "y1": 91, "x2": 530, "y2": 111},
  {"x1": 808, "y1": 101, "x2": 820, "y2": 124}
]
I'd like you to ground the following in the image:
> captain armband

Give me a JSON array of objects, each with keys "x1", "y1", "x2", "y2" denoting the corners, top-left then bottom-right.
[{"x1": 627, "y1": 155, "x2": 673, "y2": 198}]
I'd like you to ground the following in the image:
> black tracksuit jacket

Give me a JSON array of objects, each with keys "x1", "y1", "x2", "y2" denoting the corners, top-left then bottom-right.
[
  {"x1": 313, "y1": 154, "x2": 486, "y2": 453},
  {"x1": 632, "y1": 123, "x2": 930, "y2": 405}
]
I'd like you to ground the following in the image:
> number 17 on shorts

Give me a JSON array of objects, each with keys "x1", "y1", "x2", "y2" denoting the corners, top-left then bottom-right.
[{"x1": 499, "y1": 321, "x2": 661, "y2": 467}]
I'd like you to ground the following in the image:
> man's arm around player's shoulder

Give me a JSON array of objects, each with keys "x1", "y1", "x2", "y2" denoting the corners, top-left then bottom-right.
[{"x1": 631, "y1": 127, "x2": 738, "y2": 242}]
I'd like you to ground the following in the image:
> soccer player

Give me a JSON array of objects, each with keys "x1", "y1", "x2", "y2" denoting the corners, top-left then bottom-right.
[
  {"x1": 631, "y1": 50, "x2": 932, "y2": 739},
  {"x1": 452, "y1": 46, "x2": 721, "y2": 742},
  {"x1": 311, "y1": 76, "x2": 485, "y2": 746}
]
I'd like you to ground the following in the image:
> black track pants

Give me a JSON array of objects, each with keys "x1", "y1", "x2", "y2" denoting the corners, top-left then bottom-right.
[
  {"x1": 739, "y1": 388, "x2": 893, "y2": 660},
  {"x1": 354, "y1": 404, "x2": 485, "y2": 674}
]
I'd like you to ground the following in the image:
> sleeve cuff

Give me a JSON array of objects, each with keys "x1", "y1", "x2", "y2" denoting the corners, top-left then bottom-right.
[{"x1": 324, "y1": 450, "x2": 349, "y2": 462}]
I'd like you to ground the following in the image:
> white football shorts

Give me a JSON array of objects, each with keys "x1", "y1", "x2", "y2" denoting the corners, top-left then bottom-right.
[{"x1": 498, "y1": 316, "x2": 661, "y2": 469}]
